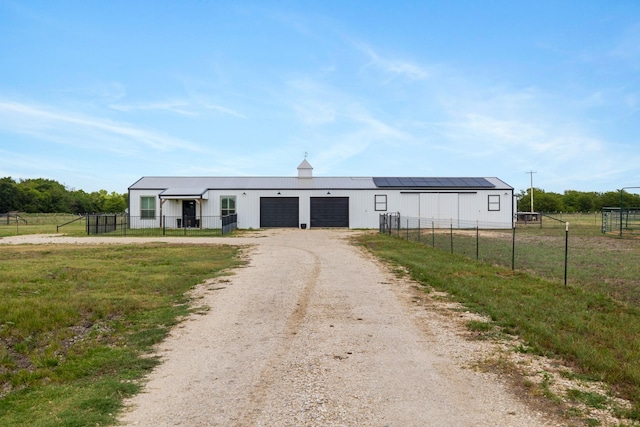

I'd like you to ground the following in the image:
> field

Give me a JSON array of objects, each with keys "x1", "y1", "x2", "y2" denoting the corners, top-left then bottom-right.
[
  {"x1": 391, "y1": 213, "x2": 640, "y2": 306},
  {"x1": 0, "y1": 214, "x2": 224, "y2": 238},
  {"x1": 0, "y1": 214, "x2": 87, "y2": 237},
  {"x1": 0, "y1": 243, "x2": 242, "y2": 426}
]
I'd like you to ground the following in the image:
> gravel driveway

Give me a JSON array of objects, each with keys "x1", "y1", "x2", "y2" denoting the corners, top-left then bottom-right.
[{"x1": 2, "y1": 230, "x2": 559, "y2": 426}]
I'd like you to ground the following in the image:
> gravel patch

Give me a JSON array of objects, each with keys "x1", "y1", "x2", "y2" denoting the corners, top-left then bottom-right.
[{"x1": 4, "y1": 230, "x2": 610, "y2": 425}]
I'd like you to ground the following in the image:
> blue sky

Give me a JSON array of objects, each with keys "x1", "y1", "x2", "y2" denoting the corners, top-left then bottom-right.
[{"x1": 1, "y1": 1, "x2": 639, "y2": 194}]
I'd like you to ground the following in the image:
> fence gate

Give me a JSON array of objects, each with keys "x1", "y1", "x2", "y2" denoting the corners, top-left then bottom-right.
[
  {"x1": 87, "y1": 214, "x2": 123, "y2": 235},
  {"x1": 379, "y1": 213, "x2": 400, "y2": 234}
]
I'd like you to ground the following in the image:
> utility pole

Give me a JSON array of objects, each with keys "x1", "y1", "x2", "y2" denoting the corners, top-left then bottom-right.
[{"x1": 526, "y1": 170, "x2": 537, "y2": 213}]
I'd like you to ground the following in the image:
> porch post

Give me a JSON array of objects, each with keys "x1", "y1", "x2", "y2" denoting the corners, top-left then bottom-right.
[{"x1": 159, "y1": 196, "x2": 165, "y2": 228}]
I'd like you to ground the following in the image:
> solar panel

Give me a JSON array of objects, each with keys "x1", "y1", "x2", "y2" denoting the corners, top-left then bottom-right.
[{"x1": 373, "y1": 177, "x2": 494, "y2": 188}]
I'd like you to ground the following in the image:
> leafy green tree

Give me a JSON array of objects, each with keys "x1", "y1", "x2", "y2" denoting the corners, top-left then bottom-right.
[
  {"x1": 18, "y1": 178, "x2": 72, "y2": 213},
  {"x1": 102, "y1": 192, "x2": 127, "y2": 213},
  {"x1": 69, "y1": 190, "x2": 97, "y2": 214},
  {"x1": 0, "y1": 177, "x2": 19, "y2": 212},
  {"x1": 577, "y1": 193, "x2": 594, "y2": 212},
  {"x1": 517, "y1": 188, "x2": 563, "y2": 212},
  {"x1": 90, "y1": 190, "x2": 108, "y2": 213},
  {"x1": 562, "y1": 190, "x2": 580, "y2": 213}
]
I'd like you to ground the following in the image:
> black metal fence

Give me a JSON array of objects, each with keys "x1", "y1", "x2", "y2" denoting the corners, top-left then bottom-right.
[
  {"x1": 601, "y1": 207, "x2": 640, "y2": 236},
  {"x1": 222, "y1": 214, "x2": 238, "y2": 234},
  {"x1": 87, "y1": 214, "x2": 238, "y2": 236}
]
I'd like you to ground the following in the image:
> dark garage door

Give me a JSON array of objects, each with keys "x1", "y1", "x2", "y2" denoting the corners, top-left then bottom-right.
[
  {"x1": 260, "y1": 197, "x2": 299, "y2": 227},
  {"x1": 310, "y1": 197, "x2": 349, "y2": 228}
]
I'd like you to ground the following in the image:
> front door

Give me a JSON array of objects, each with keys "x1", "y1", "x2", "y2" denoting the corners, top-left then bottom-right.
[{"x1": 182, "y1": 200, "x2": 197, "y2": 227}]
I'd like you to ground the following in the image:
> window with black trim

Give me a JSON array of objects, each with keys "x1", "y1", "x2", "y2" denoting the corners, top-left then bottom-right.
[
  {"x1": 375, "y1": 195, "x2": 387, "y2": 211},
  {"x1": 221, "y1": 196, "x2": 236, "y2": 216},
  {"x1": 140, "y1": 196, "x2": 156, "y2": 219},
  {"x1": 488, "y1": 195, "x2": 500, "y2": 211}
]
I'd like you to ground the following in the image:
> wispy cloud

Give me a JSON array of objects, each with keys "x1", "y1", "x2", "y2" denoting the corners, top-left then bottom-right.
[
  {"x1": 109, "y1": 99, "x2": 247, "y2": 119},
  {"x1": 0, "y1": 100, "x2": 201, "y2": 154},
  {"x1": 293, "y1": 100, "x2": 337, "y2": 126},
  {"x1": 201, "y1": 102, "x2": 247, "y2": 119},
  {"x1": 353, "y1": 41, "x2": 430, "y2": 81},
  {"x1": 610, "y1": 23, "x2": 640, "y2": 62},
  {"x1": 109, "y1": 100, "x2": 197, "y2": 116},
  {"x1": 285, "y1": 74, "x2": 412, "y2": 171}
]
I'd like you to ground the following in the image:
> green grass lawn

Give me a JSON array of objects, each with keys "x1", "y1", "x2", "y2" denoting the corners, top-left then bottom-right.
[
  {"x1": 0, "y1": 214, "x2": 87, "y2": 237},
  {"x1": 0, "y1": 243, "x2": 242, "y2": 426},
  {"x1": 0, "y1": 214, "x2": 227, "y2": 238},
  {"x1": 356, "y1": 232, "x2": 640, "y2": 421}
]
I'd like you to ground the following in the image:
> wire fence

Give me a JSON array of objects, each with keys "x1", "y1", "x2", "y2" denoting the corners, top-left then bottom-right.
[{"x1": 379, "y1": 213, "x2": 640, "y2": 307}]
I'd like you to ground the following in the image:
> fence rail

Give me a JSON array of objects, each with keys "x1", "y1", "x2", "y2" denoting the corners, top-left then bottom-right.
[{"x1": 1, "y1": 212, "x2": 28, "y2": 225}]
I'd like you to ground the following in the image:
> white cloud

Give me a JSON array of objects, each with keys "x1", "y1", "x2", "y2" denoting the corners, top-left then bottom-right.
[
  {"x1": 201, "y1": 102, "x2": 247, "y2": 119},
  {"x1": 109, "y1": 99, "x2": 247, "y2": 119},
  {"x1": 610, "y1": 24, "x2": 640, "y2": 62},
  {"x1": 293, "y1": 100, "x2": 337, "y2": 126},
  {"x1": 109, "y1": 100, "x2": 197, "y2": 116},
  {"x1": 353, "y1": 41, "x2": 430, "y2": 81},
  {"x1": 0, "y1": 100, "x2": 201, "y2": 155}
]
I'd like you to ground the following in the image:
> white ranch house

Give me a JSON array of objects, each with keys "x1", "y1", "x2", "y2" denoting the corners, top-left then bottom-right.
[{"x1": 128, "y1": 160, "x2": 515, "y2": 230}]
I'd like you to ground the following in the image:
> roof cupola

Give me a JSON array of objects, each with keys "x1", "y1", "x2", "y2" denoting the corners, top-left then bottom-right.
[{"x1": 297, "y1": 159, "x2": 313, "y2": 179}]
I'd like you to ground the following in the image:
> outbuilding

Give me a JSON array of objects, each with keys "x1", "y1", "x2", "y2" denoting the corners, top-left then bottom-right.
[{"x1": 128, "y1": 160, "x2": 515, "y2": 230}]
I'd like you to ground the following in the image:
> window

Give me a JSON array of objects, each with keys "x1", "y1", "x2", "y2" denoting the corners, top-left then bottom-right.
[
  {"x1": 140, "y1": 196, "x2": 156, "y2": 219},
  {"x1": 375, "y1": 195, "x2": 387, "y2": 211},
  {"x1": 488, "y1": 195, "x2": 500, "y2": 211},
  {"x1": 221, "y1": 196, "x2": 236, "y2": 216}
]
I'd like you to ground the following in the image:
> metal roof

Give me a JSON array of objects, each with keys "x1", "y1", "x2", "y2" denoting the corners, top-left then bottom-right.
[
  {"x1": 129, "y1": 176, "x2": 512, "y2": 193},
  {"x1": 130, "y1": 177, "x2": 378, "y2": 192}
]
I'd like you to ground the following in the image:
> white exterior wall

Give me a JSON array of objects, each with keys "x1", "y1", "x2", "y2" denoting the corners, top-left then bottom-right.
[
  {"x1": 396, "y1": 190, "x2": 513, "y2": 228},
  {"x1": 128, "y1": 190, "x2": 162, "y2": 228},
  {"x1": 203, "y1": 189, "x2": 384, "y2": 229},
  {"x1": 129, "y1": 187, "x2": 513, "y2": 229}
]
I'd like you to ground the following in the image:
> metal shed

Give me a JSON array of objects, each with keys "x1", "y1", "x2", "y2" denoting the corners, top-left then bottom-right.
[{"x1": 128, "y1": 160, "x2": 514, "y2": 230}]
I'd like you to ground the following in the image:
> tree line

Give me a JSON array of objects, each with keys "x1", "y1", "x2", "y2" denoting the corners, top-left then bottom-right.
[
  {"x1": 2, "y1": 177, "x2": 639, "y2": 215},
  {"x1": 517, "y1": 188, "x2": 640, "y2": 213},
  {"x1": 0, "y1": 177, "x2": 127, "y2": 214}
]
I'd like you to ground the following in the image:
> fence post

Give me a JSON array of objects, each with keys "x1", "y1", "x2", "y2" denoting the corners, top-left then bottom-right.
[
  {"x1": 432, "y1": 221, "x2": 435, "y2": 248},
  {"x1": 511, "y1": 226, "x2": 516, "y2": 270},
  {"x1": 418, "y1": 218, "x2": 421, "y2": 243},
  {"x1": 406, "y1": 217, "x2": 409, "y2": 240},
  {"x1": 476, "y1": 221, "x2": 479, "y2": 260},
  {"x1": 450, "y1": 220, "x2": 453, "y2": 254},
  {"x1": 564, "y1": 222, "x2": 569, "y2": 286}
]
